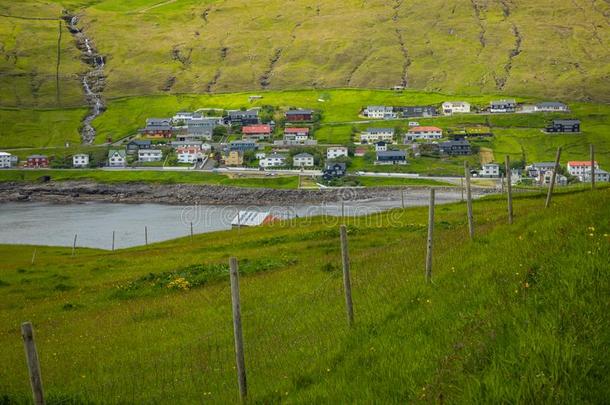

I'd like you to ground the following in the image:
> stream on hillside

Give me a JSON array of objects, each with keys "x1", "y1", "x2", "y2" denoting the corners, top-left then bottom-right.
[{"x1": 64, "y1": 14, "x2": 106, "y2": 144}]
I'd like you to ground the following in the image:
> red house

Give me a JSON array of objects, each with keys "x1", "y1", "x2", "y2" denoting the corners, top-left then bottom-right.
[
  {"x1": 26, "y1": 155, "x2": 49, "y2": 168},
  {"x1": 242, "y1": 124, "x2": 272, "y2": 140},
  {"x1": 285, "y1": 109, "x2": 313, "y2": 122}
]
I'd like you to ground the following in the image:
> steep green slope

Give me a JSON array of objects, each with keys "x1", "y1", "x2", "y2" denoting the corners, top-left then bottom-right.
[
  {"x1": 1, "y1": 0, "x2": 609, "y2": 109},
  {"x1": 0, "y1": 187, "x2": 608, "y2": 402}
]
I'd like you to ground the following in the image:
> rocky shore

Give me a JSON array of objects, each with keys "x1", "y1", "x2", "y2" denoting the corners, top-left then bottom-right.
[{"x1": 0, "y1": 181, "x2": 492, "y2": 206}]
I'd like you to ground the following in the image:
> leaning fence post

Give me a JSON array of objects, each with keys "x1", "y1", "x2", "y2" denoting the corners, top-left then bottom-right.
[
  {"x1": 425, "y1": 189, "x2": 435, "y2": 283},
  {"x1": 460, "y1": 177, "x2": 464, "y2": 202},
  {"x1": 229, "y1": 257, "x2": 247, "y2": 402},
  {"x1": 21, "y1": 322, "x2": 45, "y2": 405},
  {"x1": 31, "y1": 249, "x2": 37, "y2": 265},
  {"x1": 505, "y1": 155, "x2": 513, "y2": 224},
  {"x1": 464, "y1": 161, "x2": 474, "y2": 239},
  {"x1": 71, "y1": 234, "x2": 77, "y2": 257},
  {"x1": 590, "y1": 144, "x2": 595, "y2": 190},
  {"x1": 545, "y1": 147, "x2": 562, "y2": 208},
  {"x1": 339, "y1": 225, "x2": 354, "y2": 326}
]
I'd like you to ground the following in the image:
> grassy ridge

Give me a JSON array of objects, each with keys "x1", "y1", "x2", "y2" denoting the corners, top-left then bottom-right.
[
  {"x1": 1, "y1": 0, "x2": 609, "y2": 108},
  {"x1": 0, "y1": 188, "x2": 608, "y2": 402}
]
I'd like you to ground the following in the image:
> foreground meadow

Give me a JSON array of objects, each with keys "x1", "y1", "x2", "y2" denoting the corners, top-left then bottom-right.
[{"x1": 0, "y1": 186, "x2": 608, "y2": 403}]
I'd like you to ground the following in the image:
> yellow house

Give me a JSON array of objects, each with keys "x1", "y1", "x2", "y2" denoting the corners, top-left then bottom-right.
[{"x1": 225, "y1": 150, "x2": 243, "y2": 166}]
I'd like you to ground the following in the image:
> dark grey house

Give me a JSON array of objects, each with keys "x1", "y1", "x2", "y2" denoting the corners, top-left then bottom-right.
[
  {"x1": 229, "y1": 140, "x2": 258, "y2": 152},
  {"x1": 225, "y1": 109, "x2": 260, "y2": 125},
  {"x1": 375, "y1": 150, "x2": 407, "y2": 165},
  {"x1": 546, "y1": 119, "x2": 581, "y2": 133},
  {"x1": 323, "y1": 162, "x2": 347, "y2": 180},
  {"x1": 126, "y1": 140, "x2": 152, "y2": 154},
  {"x1": 396, "y1": 106, "x2": 438, "y2": 118},
  {"x1": 490, "y1": 99, "x2": 517, "y2": 113},
  {"x1": 440, "y1": 140, "x2": 472, "y2": 156}
]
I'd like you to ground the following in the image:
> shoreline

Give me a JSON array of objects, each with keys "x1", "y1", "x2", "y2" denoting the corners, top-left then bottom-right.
[{"x1": 0, "y1": 181, "x2": 493, "y2": 206}]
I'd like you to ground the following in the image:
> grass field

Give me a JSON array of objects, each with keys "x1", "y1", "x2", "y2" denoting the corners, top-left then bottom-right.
[
  {"x1": 0, "y1": 169, "x2": 302, "y2": 188},
  {"x1": 1, "y1": 0, "x2": 609, "y2": 108},
  {"x1": 0, "y1": 187, "x2": 608, "y2": 402}
]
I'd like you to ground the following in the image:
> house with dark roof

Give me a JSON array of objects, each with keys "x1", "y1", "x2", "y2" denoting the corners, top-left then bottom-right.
[
  {"x1": 490, "y1": 99, "x2": 517, "y2": 113},
  {"x1": 545, "y1": 119, "x2": 581, "y2": 133},
  {"x1": 439, "y1": 140, "x2": 471, "y2": 156},
  {"x1": 127, "y1": 140, "x2": 152, "y2": 154},
  {"x1": 323, "y1": 162, "x2": 347, "y2": 179},
  {"x1": 226, "y1": 109, "x2": 260, "y2": 125},
  {"x1": 285, "y1": 109, "x2": 313, "y2": 122},
  {"x1": 535, "y1": 102, "x2": 568, "y2": 112},
  {"x1": 229, "y1": 140, "x2": 258, "y2": 152},
  {"x1": 140, "y1": 118, "x2": 173, "y2": 138},
  {"x1": 396, "y1": 106, "x2": 438, "y2": 118},
  {"x1": 375, "y1": 150, "x2": 407, "y2": 165}
]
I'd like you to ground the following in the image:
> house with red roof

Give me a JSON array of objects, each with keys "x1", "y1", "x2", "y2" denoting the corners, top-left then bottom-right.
[
  {"x1": 26, "y1": 155, "x2": 49, "y2": 168},
  {"x1": 242, "y1": 124, "x2": 272, "y2": 140},
  {"x1": 566, "y1": 160, "x2": 608, "y2": 182},
  {"x1": 405, "y1": 126, "x2": 443, "y2": 141}
]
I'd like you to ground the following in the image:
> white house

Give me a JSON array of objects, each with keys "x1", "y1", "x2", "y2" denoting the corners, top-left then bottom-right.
[
  {"x1": 442, "y1": 101, "x2": 471, "y2": 115},
  {"x1": 374, "y1": 141, "x2": 388, "y2": 152},
  {"x1": 72, "y1": 154, "x2": 89, "y2": 168},
  {"x1": 176, "y1": 147, "x2": 202, "y2": 163},
  {"x1": 363, "y1": 106, "x2": 396, "y2": 119},
  {"x1": 480, "y1": 163, "x2": 500, "y2": 178},
  {"x1": 259, "y1": 153, "x2": 287, "y2": 168},
  {"x1": 138, "y1": 149, "x2": 163, "y2": 162},
  {"x1": 327, "y1": 146, "x2": 348, "y2": 159},
  {"x1": 293, "y1": 153, "x2": 314, "y2": 168},
  {"x1": 540, "y1": 171, "x2": 568, "y2": 186},
  {"x1": 360, "y1": 128, "x2": 394, "y2": 143},
  {"x1": 108, "y1": 150, "x2": 127, "y2": 167},
  {"x1": 255, "y1": 152, "x2": 266, "y2": 160},
  {"x1": 404, "y1": 126, "x2": 443, "y2": 141},
  {"x1": 0, "y1": 152, "x2": 13, "y2": 168},
  {"x1": 567, "y1": 161, "x2": 599, "y2": 178},
  {"x1": 535, "y1": 102, "x2": 568, "y2": 112}
]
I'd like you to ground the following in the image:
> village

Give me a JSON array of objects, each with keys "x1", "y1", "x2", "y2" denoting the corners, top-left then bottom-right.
[{"x1": 0, "y1": 99, "x2": 607, "y2": 186}]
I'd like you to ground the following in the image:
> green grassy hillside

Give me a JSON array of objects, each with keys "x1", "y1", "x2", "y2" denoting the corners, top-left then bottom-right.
[
  {"x1": 1, "y1": 0, "x2": 609, "y2": 109},
  {"x1": 0, "y1": 187, "x2": 608, "y2": 402}
]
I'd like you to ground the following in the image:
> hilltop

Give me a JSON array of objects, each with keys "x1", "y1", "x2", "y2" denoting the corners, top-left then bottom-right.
[
  {"x1": 0, "y1": 187, "x2": 608, "y2": 402},
  {"x1": 1, "y1": 0, "x2": 609, "y2": 110}
]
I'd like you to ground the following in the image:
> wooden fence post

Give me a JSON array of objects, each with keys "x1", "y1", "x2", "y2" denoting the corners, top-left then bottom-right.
[
  {"x1": 190, "y1": 222, "x2": 194, "y2": 242},
  {"x1": 545, "y1": 147, "x2": 562, "y2": 208},
  {"x1": 21, "y1": 322, "x2": 45, "y2": 405},
  {"x1": 145, "y1": 226, "x2": 148, "y2": 245},
  {"x1": 401, "y1": 190, "x2": 405, "y2": 209},
  {"x1": 425, "y1": 189, "x2": 435, "y2": 283},
  {"x1": 339, "y1": 225, "x2": 354, "y2": 326},
  {"x1": 31, "y1": 249, "x2": 37, "y2": 265},
  {"x1": 229, "y1": 258, "x2": 247, "y2": 402},
  {"x1": 505, "y1": 155, "x2": 513, "y2": 224},
  {"x1": 591, "y1": 144, "x2": 595, "y2": 190},
  {"x1": 71, "y1": 234, "x2": 77, "y2": 257},
  {"x1": 112, "y1": 231, "x2": 115, "y2": 251},
  {"x1": 464, "y1": 162, "x2": 474, "y2": 239},
  {"x1": 341, "y1": 200, "x2": 345, "y2": 219}
]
